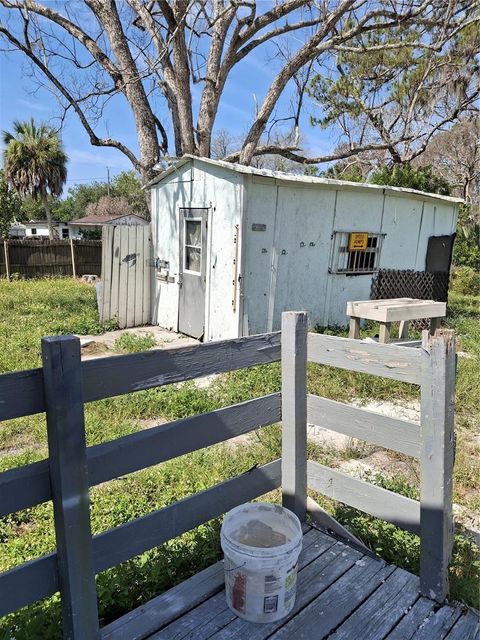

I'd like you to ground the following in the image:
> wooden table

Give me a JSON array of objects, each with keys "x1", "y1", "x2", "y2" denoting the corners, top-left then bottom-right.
[{"x1": 346, "y1": 298, "x2": 446, "y2": 343}]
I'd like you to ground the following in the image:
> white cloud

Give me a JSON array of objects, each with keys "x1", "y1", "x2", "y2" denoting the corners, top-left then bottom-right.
[
  {"x1": 68, "y1": 148, "x2": 131, "y2": 171},
  {"x1": 17, "y1": 98, "x2": 51, "y2": 112},
  {"x1": 221, "y1": 101, "x2": 253, "y2": 118}
]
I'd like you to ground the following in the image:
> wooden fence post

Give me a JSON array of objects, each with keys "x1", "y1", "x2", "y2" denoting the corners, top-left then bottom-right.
[
  {"x1": 70, "y1": 238, "x2": 76, "y2": 278},
  {"x1": 41, "y1": 336, "x2": 100, "y2": 639},
  {"x1": 281, "y1": 311, "x2": 308, "y2": 520},
  {"x1": 3, "y1": 240, "x2": 10, "y2": 281},
  {"x1": 420, "y1": 329, "x2": 456, "y2": 601}
]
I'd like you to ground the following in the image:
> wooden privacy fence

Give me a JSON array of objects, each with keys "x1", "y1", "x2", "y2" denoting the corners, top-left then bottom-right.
[
  {"x1": 100, "y1": 225, "x2": 152, "y2": 328},
  {"x1": 0, "y1": 316, "x2": 455, "y2": 638},
  {"x1": 1, "y1": 238, "x2": 101, "y2": 279}
]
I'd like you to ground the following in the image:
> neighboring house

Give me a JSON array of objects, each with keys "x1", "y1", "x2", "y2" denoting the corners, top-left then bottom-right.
[
  {"x1": 23, "y1": 220, "x2": 81, "y2": 239},
  {"x1": 148, "y1": 155, "x2": 461, "y2": 341},
  {"x1": 8, "y1": 222, "x2": 26, "y2": 238},
  {"x1": 69, "y1": 213, "x2": 149, "y2": 230}
]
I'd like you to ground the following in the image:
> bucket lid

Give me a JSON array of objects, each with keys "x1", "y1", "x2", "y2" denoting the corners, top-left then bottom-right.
[{"x1": 221, "y1": 502, "x2": 302, "y2": 558}]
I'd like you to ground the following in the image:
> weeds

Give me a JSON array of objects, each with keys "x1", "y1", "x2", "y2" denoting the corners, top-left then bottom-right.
[{"x1": 113, "y1": 332, "x2": 157, "y2": 353}]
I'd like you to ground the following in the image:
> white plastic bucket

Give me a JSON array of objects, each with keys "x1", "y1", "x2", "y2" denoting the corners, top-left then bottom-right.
[{"x1": 220, "y1": 502, "x2": 303, "y2": 623}]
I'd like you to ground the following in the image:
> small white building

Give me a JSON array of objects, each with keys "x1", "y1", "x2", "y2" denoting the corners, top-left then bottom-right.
[
  {"x1": 149, "y1": 156, "x2": 461, "y2": 341},
  {"x1": 8, "y1": 222, "x2": 26, "y2": 238},
  {"x1": 23, "y1": 220, "x2": 82, "y2": 239}
]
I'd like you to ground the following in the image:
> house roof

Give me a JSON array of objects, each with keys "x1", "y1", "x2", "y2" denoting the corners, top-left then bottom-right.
[
  {"x1": 69, "y1": 213, "x2": 142, "y2": 226},
  {"x1": 25, "y1": 220, "x2": 63, "y2": 225},
  {"x1": 148, "y1": 155, "x2": 463, "y2": 205}
]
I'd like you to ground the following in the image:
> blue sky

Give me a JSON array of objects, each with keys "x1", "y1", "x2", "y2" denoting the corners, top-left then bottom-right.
[{"x1": 0, "y1": 10, "x2": 336, "y2": 192}]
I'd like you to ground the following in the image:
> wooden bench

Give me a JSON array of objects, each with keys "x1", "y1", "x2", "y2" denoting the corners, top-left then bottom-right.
[{"x1": 347, "y1": 298, "x2": 446, "y2": 343}]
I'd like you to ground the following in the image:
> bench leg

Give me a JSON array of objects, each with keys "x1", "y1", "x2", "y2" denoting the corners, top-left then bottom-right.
[
  {"x1": 349, "y1": 317, "x2": 361, "y2": 339},
  {"x1": 398, "y1": 320, "x2": 410, "y2": 339},
  {"x1": 430, "y1": 317, "x2": 442, "y2": 335},
  {"x1": 379, "y1": 322, "x2": 391, "y2": 343}
]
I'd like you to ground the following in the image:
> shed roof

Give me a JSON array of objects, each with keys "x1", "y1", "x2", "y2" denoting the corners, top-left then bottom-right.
[
  {"x1": 149, "y1": 155, "x2": 462, "y2": 205},
  {"x1": 69, "y1": 213, "x2": 143, "y2": 226}
]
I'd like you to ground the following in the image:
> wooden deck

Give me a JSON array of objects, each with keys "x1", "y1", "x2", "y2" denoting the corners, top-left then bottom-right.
[{"x1": 102, "y1": 526, "x2": 478, "y2": 640}]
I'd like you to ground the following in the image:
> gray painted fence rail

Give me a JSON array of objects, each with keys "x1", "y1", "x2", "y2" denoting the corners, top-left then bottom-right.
[
  {"x1": 307, "y1": 394, "x2": 420, "y2": 458},
  {"x1": 0, "y1": 394, "x2": 281, "y2": 517},
  {"x1": 307, "y1": 332, "x2": 423, "y2": 384},
  {"x1": 0, "y1": 315, "x2": 456, "y2": 638},
  {"x1": 0, "y1": 332, "x2": 281, "y2": 421},
  {"x1": 307, "y1": 460, "x2": 421, "y2": 535},
  {"x1": 0, "y1": 460, "x2": 282, "y2": 617}
]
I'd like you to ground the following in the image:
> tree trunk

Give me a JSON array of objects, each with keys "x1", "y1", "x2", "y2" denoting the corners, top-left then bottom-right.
[
  {"x1": 43, "y1": 196, "x2": 56, "y2": 239},
  {"x1": 86, "y1": 0, "x2": 160, "y2": 181}
]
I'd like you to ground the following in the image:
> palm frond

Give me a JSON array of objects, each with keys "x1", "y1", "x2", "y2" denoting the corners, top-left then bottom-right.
[{"x1": 2, "y1": 119, "x2": 68, "y2": 199}]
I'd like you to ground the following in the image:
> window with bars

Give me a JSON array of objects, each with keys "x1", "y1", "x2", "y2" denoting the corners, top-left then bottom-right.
[{"x1": 329, "y1": 231, "x2": 385, "y2": 274}]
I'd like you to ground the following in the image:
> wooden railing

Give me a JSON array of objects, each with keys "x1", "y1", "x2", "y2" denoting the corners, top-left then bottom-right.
[
  {"x1": 0, "y1": 312, "x2": 455, "y2": 639},
  {"x1": 303, "y1": 320, "x2": 456, "y2": 604}
]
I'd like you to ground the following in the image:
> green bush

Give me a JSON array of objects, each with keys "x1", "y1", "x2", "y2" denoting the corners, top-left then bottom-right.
[
  {"x1": 451, "y1": 267, "x2": 480, "y2": 296},
  {"x1": 453, "y1": 204, "x2": 480, "y2": 270},
  {"x1": 370, "y1": 163, "x2": 452, "y2": 195}
]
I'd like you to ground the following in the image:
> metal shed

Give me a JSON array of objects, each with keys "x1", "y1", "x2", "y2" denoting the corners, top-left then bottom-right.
[{"x1": 149, "y1": 156, "x2": 461, "y2": 341}]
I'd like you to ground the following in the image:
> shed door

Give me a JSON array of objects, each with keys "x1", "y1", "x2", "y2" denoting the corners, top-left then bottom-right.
[{"x1": 178, "y1": 208, "x2": 208, "y2": 338}]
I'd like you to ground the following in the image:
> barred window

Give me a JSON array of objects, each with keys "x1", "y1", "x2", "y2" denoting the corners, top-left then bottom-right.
[{"x1": 329, "y1": 231, "x2": 385, "y2": 274}]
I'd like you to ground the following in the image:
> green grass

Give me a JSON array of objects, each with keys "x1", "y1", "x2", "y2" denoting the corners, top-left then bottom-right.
[
  {"x1": 0, "y1": 278, "x2": 117, "y2": 373},
  {"x1": 0, "y1": 277, "x2": 479, "y2": 637},
  {"x1": 113, "y1": 332, "x2": 156, "y2": 353}
]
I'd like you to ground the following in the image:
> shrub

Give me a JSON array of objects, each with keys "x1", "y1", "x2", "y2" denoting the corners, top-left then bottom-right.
[
  {"x1": 453, "y1": 205, "x2": 480, "y2": 270},
  {"x1": 451, "y1": 267, "x2": 480, "y2": 296}
]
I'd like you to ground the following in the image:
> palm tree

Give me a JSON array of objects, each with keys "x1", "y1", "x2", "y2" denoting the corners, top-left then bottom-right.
[{"x1": 2, "y1": 119, "x2": 67, "y2": 238}]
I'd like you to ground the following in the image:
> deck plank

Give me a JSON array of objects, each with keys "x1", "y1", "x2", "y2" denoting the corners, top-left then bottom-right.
[
  {"x1": 105, "y1": 526, "x2": 479, "y2": 640},
  {"x1": 327, "y1": 568, "x2": 420, "y2": 640},
  {"x1": 444, "y1": 610, "x2": 480, "y2": 640},
  {"x1": 101, "y1": 561, "x2": 225, "y2": 640},
  {"x1": 205, "y1": 540, "x2": 362, "y2": 639},
  {"x1": 385, "y1": 597, "x2": 436, "y2": 639},
  {"x1": 271, "y1": 556, "x2": 395, "y2": 638},
  {"x1": 151, "y1": 527, "x2": 336, "y2": 640},
  {"x1": 409, "y1": 605, "x2": 463, "y2": 640}
]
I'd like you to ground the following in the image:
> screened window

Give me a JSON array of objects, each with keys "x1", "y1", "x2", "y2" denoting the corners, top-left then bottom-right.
[
  {"x1": 184, "y1": 219, "x2": 202, "y2": 273},
  {"x1": 329, "y1": 231, "x2": 385, "y2": 274}
]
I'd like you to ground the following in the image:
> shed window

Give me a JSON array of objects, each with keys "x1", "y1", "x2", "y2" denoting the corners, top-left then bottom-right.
[
  {"x1": 62, "y1": 227, "x2": 69, "y2": 239},
  {"x1": 30, "y1": 228, "x2": 37, "y2": 235},
  {"x1": 329, "y1": 231, "x2": 385, "y2": 274},
  {"x1": 184, "y1": 219, "x2": 202, "y2": 273}
]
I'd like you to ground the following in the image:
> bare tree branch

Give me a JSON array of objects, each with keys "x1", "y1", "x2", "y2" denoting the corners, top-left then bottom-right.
[
  {"x1": 0, "y1": 23, "x2": 142, "y2": 169},
  {"x1": 0, "y1": 0, "x2": 477, "y2": 180},
  {"x1": 224, "y1": 140, "x2": 415, "y2": 165}
]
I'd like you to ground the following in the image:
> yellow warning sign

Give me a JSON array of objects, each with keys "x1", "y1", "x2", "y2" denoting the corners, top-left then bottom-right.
[{"x1": 348, "y1": 232, "x2": 369, "y2": 251}]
